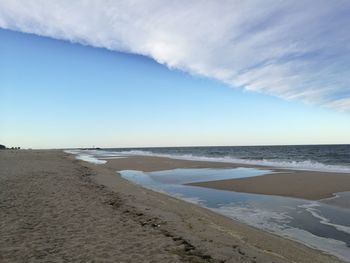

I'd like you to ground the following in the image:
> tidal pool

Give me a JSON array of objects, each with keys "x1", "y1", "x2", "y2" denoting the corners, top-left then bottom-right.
[{"x1": 120, "y1": 168, "x2": 350, "y2": 262}]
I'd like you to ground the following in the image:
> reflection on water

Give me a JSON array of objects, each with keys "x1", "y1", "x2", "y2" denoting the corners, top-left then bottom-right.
[
  {"x1": 120, "y1": 168, "x2": 350, "y2": 262},
  {"x1": 147, "y1": 167, "x2": 273, "y2": 184}
]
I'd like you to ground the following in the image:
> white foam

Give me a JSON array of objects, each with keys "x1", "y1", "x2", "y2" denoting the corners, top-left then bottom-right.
[
  {"x1": 109, "y1": 150, "x2": 350, "y2": 173},
  {"x1": 299, "y1": 202, "x2": 350, "y2": 235},
  {"x1": 319, "y1": 193, "x2": 340, "y2": 202},
  {"x1": 281, "y1": 228, "x2": 350, "y2": 262},
  {"x1": 212, "y1": 205, "x2": 292, "y2": 232},
  {"x1": 101, "y1": 157, "x2": 126, "y2": 159},
  {"x1": 169, "y1": 192, "x2": 204, "y2": 205},
  {"x1": 64, "y1": 149, "x2": 81, "y2": 155},
  {"x1": 64, "y1": 150, "x2": 107, "y2": 164},
  {"x1": 76, "y1": 154, "x2": 107, "y2": 164},
  {"x1": 213, "y1": 204, "x2": 350, "y2": 262}
]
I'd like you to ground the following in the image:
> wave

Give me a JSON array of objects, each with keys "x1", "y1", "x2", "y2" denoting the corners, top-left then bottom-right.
[
  {"x1": 64, "y1": 150, "x2": 107, "y2": 164},
  {"x1": 113, "y1": 150, "x2": 350, "y2": 173},
  {"x1": 76, "y1": 154, "x2": 107, "y2": 164}
]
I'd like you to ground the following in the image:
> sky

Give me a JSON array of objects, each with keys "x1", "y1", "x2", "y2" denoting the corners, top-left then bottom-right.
[{"x1": 0, "y1": 1, "x2": 350, "y2": 149}]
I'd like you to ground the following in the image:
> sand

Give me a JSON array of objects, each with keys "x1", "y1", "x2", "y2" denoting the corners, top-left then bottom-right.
[
  {"x1": 0, "y1": 150, "x2": 345, "y2": 263},
  {"x1": 188, "y1": 170, "x2": 350, "y2": 200},
  {"x1": 102, "y1": 155, "x2": 241, "y2": 172},
  {"x1": 104, "y1": 155, "x2": 350, "y2": 200}
]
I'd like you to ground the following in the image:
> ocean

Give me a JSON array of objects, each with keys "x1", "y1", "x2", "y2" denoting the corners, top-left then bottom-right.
[{"x1": 103, "y1": 144, "x2": 350, "y2": 172}]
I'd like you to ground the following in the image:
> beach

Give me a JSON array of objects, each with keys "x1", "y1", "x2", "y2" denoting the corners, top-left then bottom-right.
[
  {"x1": 188, "y1": 170, "x2": 350, "y2": 200},
  {"x1": 103, "y1": 155, "x2": 350, "y2": 200},
  {"x1": 3, "y1": 2, "x2": 350, "y2": 262},
  {"x1": 0, "y1": 150, "x2": 346, "y2": 262}
]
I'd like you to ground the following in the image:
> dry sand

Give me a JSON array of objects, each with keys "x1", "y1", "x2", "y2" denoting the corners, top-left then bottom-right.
[{"x1": 0, "y1": 150, "x2": 345, "y2": 262}]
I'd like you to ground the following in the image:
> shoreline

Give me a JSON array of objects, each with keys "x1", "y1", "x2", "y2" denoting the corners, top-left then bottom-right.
[
  {"x1": 96, "y1": 148, "x2": 350, "y2": 174},
  {"x1": 0, "y1": 150, "x2": 346, "y2": 262},
  {"x1": 95, "y1": 154, "x2": 349, "y2": 262},
  {"x1": 187, "y1": 171, "x2": 350, "y2": 200},
  {"x1": 101, "y1": 155, "x2": 350, "y2": 201},
  {"x1": 96, "y1": 153, "x2": 350, "y2": 261}
]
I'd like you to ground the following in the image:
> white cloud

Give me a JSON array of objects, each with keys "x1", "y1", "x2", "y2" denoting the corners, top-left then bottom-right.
[
  {"x1": 327, "y1": 98, "x2": 350, "y2": 112},
  {"x1": 0, "y1": 0, "x2": 349, "y2": 110}
]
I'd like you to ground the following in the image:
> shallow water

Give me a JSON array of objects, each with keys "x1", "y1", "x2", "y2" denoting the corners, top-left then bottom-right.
[
  {"x1": 120, "y1": 169, "x2": 350, "y2": 262},
  {"x1": 146, "y1": 167, "x2": 273, "y2": 184}
]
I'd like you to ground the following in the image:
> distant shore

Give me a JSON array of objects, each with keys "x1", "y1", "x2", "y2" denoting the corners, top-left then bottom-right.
[{"x1": 0, "y1": 150, "x2": 345, "y2": 263}]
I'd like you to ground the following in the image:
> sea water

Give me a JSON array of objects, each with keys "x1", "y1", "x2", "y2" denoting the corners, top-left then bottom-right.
[{"x1": 104, "y1": 144, "x2": 350, "y2": 173}]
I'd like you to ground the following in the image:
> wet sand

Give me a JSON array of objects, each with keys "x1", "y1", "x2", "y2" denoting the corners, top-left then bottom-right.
[
  {"x1": 104, "y1": 155, "x2": 350, "y2": 200},
  {"x1": 0, "y1": 150, "x2": 345, "y2": 263},
  {"x1": 188, "y1": 170, "x2": 350, "y2": 200},
  {"x1": 102, "y1": 155, "x2": 242, "y2": 172}
]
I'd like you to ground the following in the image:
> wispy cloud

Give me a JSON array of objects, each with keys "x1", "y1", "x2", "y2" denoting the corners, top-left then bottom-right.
[{"x1": 1, "y1": 0, "x2": 349, "y2": 110}]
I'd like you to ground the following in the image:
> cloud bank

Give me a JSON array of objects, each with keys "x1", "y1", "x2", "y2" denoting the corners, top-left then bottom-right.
[{"x1": 1, "y1": 0, "x2": 350, "y2": 110}]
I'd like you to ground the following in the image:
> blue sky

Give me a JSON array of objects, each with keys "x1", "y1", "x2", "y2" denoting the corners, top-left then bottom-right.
[{"x1": 1, "y1": 29, "x2": 349, "y2": 148}]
